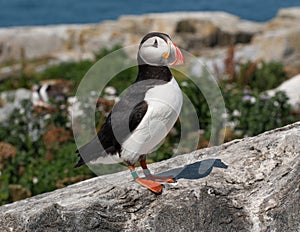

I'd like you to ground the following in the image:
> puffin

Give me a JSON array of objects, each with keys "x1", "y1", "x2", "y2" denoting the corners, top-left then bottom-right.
[
  {"x1": 31, "y1": 79, "x2": 72, "y2": 109},
  {"x1": 75, "y1": 32, "x2": 184, "y2": 194}
]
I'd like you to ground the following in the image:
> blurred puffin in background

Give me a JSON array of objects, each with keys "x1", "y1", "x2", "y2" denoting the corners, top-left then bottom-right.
[
  {"x1": 31, "y1": 79, "x2": 72, "y2": 111},
  {"x1": 75, "y1": 32, "x2": 184, "y2": 194}
]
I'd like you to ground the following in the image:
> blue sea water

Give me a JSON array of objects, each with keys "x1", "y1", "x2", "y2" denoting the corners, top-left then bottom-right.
[{"x1": 0, "y1": 0, "x2": 299, "y2": 28}]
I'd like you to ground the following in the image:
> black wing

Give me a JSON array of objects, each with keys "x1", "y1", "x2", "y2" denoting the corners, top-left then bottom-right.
[
  {"x1": 75, "y1": 78, "x2": 166, "y2": 168},
  {"x1": 74, "y1": 100, "x2": 148, "y2": 168}
]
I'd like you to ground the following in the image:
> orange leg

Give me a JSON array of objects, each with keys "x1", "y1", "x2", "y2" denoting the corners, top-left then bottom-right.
[
  {"x1": 129, "y1": 165, "x2": 162, "y2": 194},
  {"x1": 139, "y1": 160, "x2": 176, "y2": 183}
]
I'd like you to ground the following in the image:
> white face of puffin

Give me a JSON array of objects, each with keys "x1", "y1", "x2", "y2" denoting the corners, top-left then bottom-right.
[{"x1": 138, "y1": 35, "x2": 184, "y2": 66}]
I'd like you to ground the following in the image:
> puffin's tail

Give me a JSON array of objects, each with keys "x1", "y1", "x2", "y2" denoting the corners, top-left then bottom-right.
[{"x1": 74, "y1": 149, "x2": 85, "y2": 168}]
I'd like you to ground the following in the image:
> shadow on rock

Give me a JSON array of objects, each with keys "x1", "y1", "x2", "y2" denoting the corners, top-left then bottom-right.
[{"x1": 156, "y1": 159, "x2": 228, "y2": 180}]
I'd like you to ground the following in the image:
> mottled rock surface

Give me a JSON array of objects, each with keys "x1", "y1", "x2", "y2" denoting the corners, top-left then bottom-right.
[
  {"x1": 240, "y1": 7, "x2": 300, "y2": 76},
  {"x1": 0, "y1": 122, "x2": 299, "y2": 231},
  {"x1": 0, "y1": 24, "x2": 96, "y2": 63},
  {"x1": 0, "y1": 11, "x2": 262, "y2": 65},
  {"x1": 188, "y1": 7, "x2": 300, "y2": 78}
]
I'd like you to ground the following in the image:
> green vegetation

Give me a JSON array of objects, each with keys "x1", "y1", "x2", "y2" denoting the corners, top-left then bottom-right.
[
  {"x1": 237, "y1": 61, "x2": 287, "y2": 92},
  {"x1": 224, "y1": 89, "x2": 294, "y2": 136},
  {"x1": 0, "y1": 99, "x2": 92, "y2": 204},
  {"x1": 0, "y1": 45, "x2": 299, "y2": 206}
]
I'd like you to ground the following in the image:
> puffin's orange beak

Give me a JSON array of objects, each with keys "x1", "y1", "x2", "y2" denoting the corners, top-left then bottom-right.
[{"x1": 171, "y1": 42, "x2": 184, "y2": 65}]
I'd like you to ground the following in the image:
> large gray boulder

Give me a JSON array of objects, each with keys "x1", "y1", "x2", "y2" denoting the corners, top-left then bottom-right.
[{"x1": 0, "y1": 122, "x2": 299, "y2": 231}]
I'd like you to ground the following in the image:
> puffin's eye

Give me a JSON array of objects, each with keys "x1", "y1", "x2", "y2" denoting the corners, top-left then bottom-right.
[{"x1": 153, "y1": 39, "x2": 158, "y2": 48}]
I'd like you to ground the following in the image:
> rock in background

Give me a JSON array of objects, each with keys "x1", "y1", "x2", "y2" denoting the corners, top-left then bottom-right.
[
  {"x1": 0, "y1": 10, "x2": 283, "y2": 65},
  {"x1": 241, "y1": 7, "x2": 300, "y2": 77},
  {"x1": 0, "y1": 122, "x2": 299, "y2": 231},
  {"x1": 0, "y1": 8, "x2": 299, "y2": 69},
  {"x1": 0, "y1": 11, "x2": 263, "y2": 65},
  {"x1": 1, "y1": 8, "x2": 300, "y2": 101},
  {"x1": 189, "y1": 8, "x2": 300, "y2": 77}
]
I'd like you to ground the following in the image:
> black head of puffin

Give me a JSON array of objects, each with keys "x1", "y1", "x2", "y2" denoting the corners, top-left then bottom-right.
[{"x1": 137, "y1": 32, "x2": 184, "y2": 66}]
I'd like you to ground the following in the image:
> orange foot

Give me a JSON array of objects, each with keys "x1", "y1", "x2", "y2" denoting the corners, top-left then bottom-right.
[
  {"x1": 135, "y1": 177, "x2": 163, "y2": 194},
  {"x1": 145, "y1": 174, "x2": 176, "y2": 183}
]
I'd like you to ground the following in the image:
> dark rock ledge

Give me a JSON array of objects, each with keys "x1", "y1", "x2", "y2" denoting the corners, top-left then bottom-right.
[{"x1": 0, "y1": 122, "x2": 299, "y2": 232}]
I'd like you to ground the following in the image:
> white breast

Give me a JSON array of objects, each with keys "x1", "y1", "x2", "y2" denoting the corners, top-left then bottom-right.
[{"x1": 121, "y1": 77, "x2": 183, "y2": 164}]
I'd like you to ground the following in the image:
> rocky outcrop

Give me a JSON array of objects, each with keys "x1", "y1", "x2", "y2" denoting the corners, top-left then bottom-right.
[
  {"x1": 188, "y1": 7, "x2": 300, "y2": 78},
  {"x1": 0, "y1": 11, "x2": 262, "y2": 66},
  {"x1": 236, "y1": 7, "x2": 300, "y2": 76},
  {"x1": 1, "y1": 8, "x2": 300, "y2": 78},
  {"x1": 0, "y1": 24, "x2": 97, "y2": 63},
  {"x1": 113, "y1": 12, "x2": 262, "y2": 52},
  {"x1": 0, "y1": 122, "x2": 299, "y2": 231}
]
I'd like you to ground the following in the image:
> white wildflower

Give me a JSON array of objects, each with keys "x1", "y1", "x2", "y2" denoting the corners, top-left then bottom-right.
[
  {"x1": 233, "y1": 109, "x2": 241, "y2": 117},
  {"x1": 199, "y1": 129, "x2": 205, "y2": 135},
  {"x1": 90, "y1": 90, "x2": 97, "y2": 97},
  {"x1": 250, "y1": 96, "x2": 256, "y2": 104},
  {"x1": 180, "y1": 81, "x2": 188, "y2": 87},
  {"x1": 33, "y1": 177, "x2": 38, "y2": 184},
  {"x1": 221, "y1": 112, "x2": 229, "y2": 119},
  {"x1": 257, "y1": 62, "x2": 263, "y2": 69},
  {"x1": 104, "y1": 86, "x2": 117, "y2": 95},
  {"x1": 19, "y1": 107, "x2": 25, "y2": 114},
  {"x1": 44, "y1": 114, "x2": 51, "y2": 120}
]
